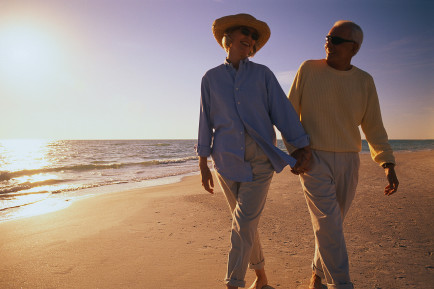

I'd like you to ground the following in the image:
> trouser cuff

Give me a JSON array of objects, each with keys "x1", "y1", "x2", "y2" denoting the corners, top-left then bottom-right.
[
  {"x1": 326, "y1": 283, "x2": 354, "y2": 289},
  {"x1": 225, "y1": 278, "x2": 246, "y2": 288},
  {"x1": 248, "y1": 259, "x2": 265, "y2": 270}
]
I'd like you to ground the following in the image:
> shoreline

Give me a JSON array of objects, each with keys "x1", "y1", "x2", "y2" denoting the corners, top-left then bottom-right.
[
  {"x1": 0, "y1": 171, "x2": 200, "y2": 223},
  {"x1": 2, "y1": 149, "x2": 431, "y2": 224},
  {"x1": 0, "y1": 151, "x2": 433, "y2": 288}
]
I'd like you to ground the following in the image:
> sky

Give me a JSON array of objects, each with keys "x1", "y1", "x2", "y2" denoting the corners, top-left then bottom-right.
[{"x1": 0, "y1": 0, "x2": 433, "y2": 140}]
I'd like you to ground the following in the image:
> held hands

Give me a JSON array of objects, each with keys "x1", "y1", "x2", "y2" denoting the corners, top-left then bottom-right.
[
  {"x1": 199, "y1": 157, "x2": 214, "y2": 194},
  {"x1": 384, "y1": 165, "x2": 399, "y2": 196},
  {"x1": 291, "y1": 145, "x2": 312, "y2": 175}
]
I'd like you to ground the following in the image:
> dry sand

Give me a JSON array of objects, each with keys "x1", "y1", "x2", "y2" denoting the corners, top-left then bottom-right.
[{"x1": 0, "y1": 151, "x2": 433, "y2": 289}]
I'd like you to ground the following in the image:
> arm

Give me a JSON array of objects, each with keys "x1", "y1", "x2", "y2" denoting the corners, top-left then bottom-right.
[
  {"x1": 265, "y1": 68, "x2": 309, "y2": 154},
  {"x1": 287, "y1": 66, "x2": 312, "y2": 174},
  {"x1": 360, "y1": 76, "x2": 398, "y2": 194},
  {"x1": 277, "y1": 65, "x2": 312, "y2": 174},
  {"x1": 196, "y1": 75, "x2": 214, "y2": 194},
  {"x1": 284, "y1": 66, "x2": 304, "y2": 155}
]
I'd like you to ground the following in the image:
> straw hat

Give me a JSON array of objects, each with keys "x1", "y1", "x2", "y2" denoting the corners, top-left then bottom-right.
[{"x1": 212, "y1": 13, "x2": 271, "y2": 53}]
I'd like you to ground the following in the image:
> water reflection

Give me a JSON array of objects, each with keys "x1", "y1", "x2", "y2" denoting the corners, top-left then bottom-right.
[
  {"x1": 0, "y1": 139, "x2": 71, "y2": 221},
  {"x1": 0, "y1": 139, "x2": 51, "y2": 171},
  {"x1": 2, "y1": 197, "x2": 72, "y2": 221}
]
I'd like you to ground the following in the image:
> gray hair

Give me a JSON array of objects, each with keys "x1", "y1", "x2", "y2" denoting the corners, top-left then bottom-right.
[
  {"x1": 334, "y1": 20, "x2": 364, "y2": 46},
  {"x1": 222, "y1": 28, "x2": 257, "y2": 57}
]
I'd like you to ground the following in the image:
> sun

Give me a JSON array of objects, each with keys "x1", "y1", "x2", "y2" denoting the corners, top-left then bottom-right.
[{"x1": 0, "y1": 21, "x2": 63, "y2": 84}]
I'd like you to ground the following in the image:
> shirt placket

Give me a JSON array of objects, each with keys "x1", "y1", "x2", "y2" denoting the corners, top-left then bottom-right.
[{"x1": 233, "y1": 68, "x2": 246, "y2": 155}]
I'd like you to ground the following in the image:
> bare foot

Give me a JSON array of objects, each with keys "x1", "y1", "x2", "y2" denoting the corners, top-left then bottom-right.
[
  {"x1": 248, "y1": 268, "x2": 268, "y2": 289},
  {"x1": 248, "y1": 277, "x2": 268, "y2": 289},
  {"x1": 308, "y1": 272, "x2": 322, "y2": 289}
]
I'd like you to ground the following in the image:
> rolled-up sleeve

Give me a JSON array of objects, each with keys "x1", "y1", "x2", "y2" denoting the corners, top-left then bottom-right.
[{"x1": 196, "y1": 75, "x2": 213, "y2": 157}]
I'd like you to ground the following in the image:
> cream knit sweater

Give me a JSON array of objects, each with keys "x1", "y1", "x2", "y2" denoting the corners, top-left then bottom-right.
[{"x1": 287, "y1": 59, "x2": 395, "y2": 165}]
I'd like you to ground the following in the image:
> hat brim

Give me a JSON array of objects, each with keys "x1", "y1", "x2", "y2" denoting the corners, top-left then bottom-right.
[{"x1": 212, "y1": 13, "x2": 270, "y2": 53}]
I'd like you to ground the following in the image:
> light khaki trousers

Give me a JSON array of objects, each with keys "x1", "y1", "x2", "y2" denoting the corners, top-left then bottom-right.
[
  {"x1": 300, "y1": 150, "x2": 359, "y2": 289},
  {"x1": 216, "y1": 133, "x2": 274, "y2": 288}
]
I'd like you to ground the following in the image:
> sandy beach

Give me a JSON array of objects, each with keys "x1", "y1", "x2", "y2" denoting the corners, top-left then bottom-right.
[{"x1": 0, "y1": 151, "x2": 432, "y2": 288}]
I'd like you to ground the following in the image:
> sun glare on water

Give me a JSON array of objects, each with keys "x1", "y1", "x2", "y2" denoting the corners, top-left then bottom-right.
[
  {"x1": 0, "y1": 139, "x2": 77, "y2": 221},
  {"x1": 0, "y1": 139, "x2": 52, "y2": 172}
]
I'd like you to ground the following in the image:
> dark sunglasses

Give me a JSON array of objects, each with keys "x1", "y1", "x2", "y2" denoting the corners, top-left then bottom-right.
[
  {"x1": 239, "y1": 27, "x2": 259, "y2": 41},
  {"x1": 326, "y1": 35, "x2": 356, "y2": 45}
]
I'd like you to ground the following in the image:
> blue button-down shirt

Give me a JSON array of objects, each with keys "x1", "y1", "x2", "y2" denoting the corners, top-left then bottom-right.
[{"x1": 196, "y1": 58, "x2": 309, "y2": 182}]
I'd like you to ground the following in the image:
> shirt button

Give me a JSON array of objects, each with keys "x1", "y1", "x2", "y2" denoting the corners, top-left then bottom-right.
[
  {"x1": 241, "y1": 147, "x2": 244, "y2": 150},
  {"x1": 235, "y1": 87, "x2": 239, "y2": 91},
  {"x1": 237, "y1": 101, "x2": 240, "y2": 104},
  {"x1": 240, "y1": 131, "x2": 243, "y2": 135}
]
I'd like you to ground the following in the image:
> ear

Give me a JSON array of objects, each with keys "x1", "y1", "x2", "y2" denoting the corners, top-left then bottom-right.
[
  {"x1": 249, "y1": 44, "x2": 257, "y2": 56},
  {"x1": 352, "y1": 42, "x2": 361, "y2": 56}
]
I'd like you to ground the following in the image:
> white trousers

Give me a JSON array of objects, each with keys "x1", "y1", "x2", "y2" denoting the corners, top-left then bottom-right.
[
  {"x1": 216, "y1": 133, "x2": 274, "y2": 288},
  {"x1": 300, "y1": 150, "x2": 359, "y2": 289}
]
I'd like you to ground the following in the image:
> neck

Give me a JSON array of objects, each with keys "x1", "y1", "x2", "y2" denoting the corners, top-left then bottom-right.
[
  {"x1": 227, "y1": 53, "x2": 247, "y2": 70},
  {"x1": 326, "y1": 59, "x2": 352, "y2": 71}
]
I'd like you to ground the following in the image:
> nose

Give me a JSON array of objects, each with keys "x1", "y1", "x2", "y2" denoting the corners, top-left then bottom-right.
[
  {"x1": 325, "y1": 41, "x2": 334, "y2": 54},
  {"x1": 325, "y1": 39, "x2": 333, "y2": 50}
]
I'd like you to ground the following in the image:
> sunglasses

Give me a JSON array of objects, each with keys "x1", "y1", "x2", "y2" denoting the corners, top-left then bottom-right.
[
  {"x1": 239, "y1": 27, "x2": 259, "y2": 41},
  {"x1": 326, "y1": 35, "x2": 356, "y2": 45}
]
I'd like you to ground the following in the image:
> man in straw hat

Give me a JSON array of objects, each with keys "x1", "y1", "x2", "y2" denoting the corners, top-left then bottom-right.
[
  {"x1": 286, "y1": 20, "x2": 399, "y2": 289},
  {"x1": 196, "y1": 13, "x2": 311, "y2": 289}
]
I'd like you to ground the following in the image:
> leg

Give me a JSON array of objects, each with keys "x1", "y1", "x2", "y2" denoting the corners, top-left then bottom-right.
[
  {"x1": 334, "y1": 153, "x2": 360, "y2": 220},
  {"x1": 217, "y1": 167, "x2": 273, "y2": 287},
  {"x1": 248, "y1": 268, "x2": 268, "y2": 289},
  {"x1": 300, "y1": 150, "x2": 355, "y2": 289},
  {"x1": 248, "y1": 227, "x2": 265, "y2": 270},
  {"x1": 216, "y1": 134, "x2": 274, "y2": 288}
]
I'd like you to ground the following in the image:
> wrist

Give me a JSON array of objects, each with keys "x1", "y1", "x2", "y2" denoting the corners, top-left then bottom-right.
[{"x1": 199, "y1": 158, "x2": 209, "y2": 168}]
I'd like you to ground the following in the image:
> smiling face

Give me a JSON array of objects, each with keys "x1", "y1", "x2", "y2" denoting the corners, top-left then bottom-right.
[
  {"x1": 325, "y1": 25, "x2": 360, "y2": 70},
  {"x1": 226, "y1": 26, "x2": 258, "y2": 62}
]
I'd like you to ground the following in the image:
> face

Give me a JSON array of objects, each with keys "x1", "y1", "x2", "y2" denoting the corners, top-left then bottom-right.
[
  {"x1": 228, "y1": 26, "x2": 258, "y2": 59},
  {"x1": 325, "y1": 25, "x2": 359, "y2": 68}
]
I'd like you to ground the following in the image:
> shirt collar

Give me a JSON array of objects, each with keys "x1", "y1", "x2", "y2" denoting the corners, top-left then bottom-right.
[{"x1": 224, "y1": 57, "x2": 250, "y2": 67}]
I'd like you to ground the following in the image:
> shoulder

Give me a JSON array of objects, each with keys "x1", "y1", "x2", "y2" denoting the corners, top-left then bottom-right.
[
  {"x1": 247, "y1": 61, "x2": 277, "y2": 82},
  {"x1": 299, "y1": 59, "x2": 326, "y2": 71},
  {"x1": 352, "y1": 65, "x2": 375, "y2": 83},
  {"x1": 203, "y1": 64, "x2": 225, "y2": 79},
  {"x1": 248, "y1": 60, "x2": 271, "y2": 72}
]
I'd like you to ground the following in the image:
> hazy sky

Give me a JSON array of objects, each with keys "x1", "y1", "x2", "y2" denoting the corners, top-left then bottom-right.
[{"x1": 1, "y1": 0, "x2": 433, "y2": 140}]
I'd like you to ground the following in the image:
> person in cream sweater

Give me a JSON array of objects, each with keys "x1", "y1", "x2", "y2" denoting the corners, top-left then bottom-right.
[{"x1": 286, "y1": 20, "x2": 399, "y2": 289}]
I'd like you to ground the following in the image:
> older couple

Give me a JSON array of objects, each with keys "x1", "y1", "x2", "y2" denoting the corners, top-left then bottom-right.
[{"x1": 196, "y1": 13, "x2": 399, "y2": 289}]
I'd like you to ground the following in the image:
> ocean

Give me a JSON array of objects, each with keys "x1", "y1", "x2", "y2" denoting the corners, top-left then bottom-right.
[{"x1": 1, "y1": 139, "x2": 433, "y2": 222}]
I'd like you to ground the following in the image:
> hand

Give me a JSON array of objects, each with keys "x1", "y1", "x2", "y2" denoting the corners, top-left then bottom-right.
[
  {"x1": 384, "y1": 166, "x2": 399, "y2": 196},
  {"x1": 199, "y1": 157, "x2": 214, "y2": 194},
  {"x1": 291, "y1": 145, "x2": 312, "y2": 175}
]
